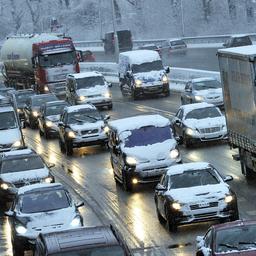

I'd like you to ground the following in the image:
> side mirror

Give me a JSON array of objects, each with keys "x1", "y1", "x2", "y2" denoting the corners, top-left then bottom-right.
[
  {"x1": 223, "y1": 175, "x2": 233, "y2": 182},
  {"x1": 47, "y1": 163, "x2": 55, "y2": 168},
  {"x1": 58, "y1": 121, "x2": 64, "y2": 127},
  {"x1": 5, "y1": 210, "x2": 14, "y2": 217},
  {"x1": 126, "y1": 71, "x2": 131, "y2": 78},
  {"x1": 75, "y1": 201, "x2": 85, "y2": 208},
  {"x1": 107, "y1": 82, "x2": 112, "y2": 88},
  {"x1": 165, "y1": 66, "x2": 170, "y2": 74},
  {"x1": 175, "y1": 119, "x2": 181, "y2": 125},
  {"x1": 175, "y1": 136, "x2": 182, "y2": 145},
  {"x1": 104, "y1": 115, "x2": 110, "y2": 121},
  {"x1": 155, "y1": 183, "x2": 167, "y2": 191}
]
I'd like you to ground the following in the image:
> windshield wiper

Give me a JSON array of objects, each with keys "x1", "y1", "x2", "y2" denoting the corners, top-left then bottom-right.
[
  {"x1": 218, "y1": 243, "x2": 239, "y2": 250},
  {"x1": 239, "y1": 241, "x2": 256, "y2": 246}
]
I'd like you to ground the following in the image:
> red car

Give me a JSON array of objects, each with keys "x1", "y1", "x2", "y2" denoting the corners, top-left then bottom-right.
[{"x1": 196, "y1": 220, "x2": 256, "y2": 255}]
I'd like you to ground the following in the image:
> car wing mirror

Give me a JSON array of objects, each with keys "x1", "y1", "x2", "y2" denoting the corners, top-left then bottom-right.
[
  {"x1": 75, "y1": 201, "x2": 85, "y2": 208},
  {"x1": 223, "y1": 175, "x2": 233, "y2": 182},
  {"x1": 175, "y1": 119, "x2": 181, "y2": 125},
  {"x1": 113, "y1": 145, "x2": 121, "y2": 154},
  {"x1": 155, "y1": 183, "x2": 167, "y2": 191},
  {"x1": 165, "y1": 66, "x2": 170, "y2": 73},
  {"x1": 47, "y1": 163, "x2": 55, "y2": 168},
  {"x1": 5, "y1": 210, "x2": 14, "y2": 217},
  {"x1": 107, "y1": 82, "x2": 112, "y2": 88},
  {"x1": 104, "y1": 115, "x2": 110, "y2": 121}
]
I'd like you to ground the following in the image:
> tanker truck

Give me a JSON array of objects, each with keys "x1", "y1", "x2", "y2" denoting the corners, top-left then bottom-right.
[{"x1": 1, "y1": 34, "x2": 80, "y2": 97}]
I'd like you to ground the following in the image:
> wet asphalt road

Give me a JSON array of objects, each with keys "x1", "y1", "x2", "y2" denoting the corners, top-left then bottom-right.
[{"x1": 0, "y1": 47, "x2": 248, "y2": 256}]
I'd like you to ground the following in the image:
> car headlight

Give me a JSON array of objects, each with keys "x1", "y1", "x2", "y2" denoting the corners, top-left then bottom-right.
[
  {"x1": 79, "y1": 96, "x2": 86, "y2": 101},
  {"x1": 32, "y1": 111, "x2": 39, "y2": 117},
  {"x1": 44, "y1": 86, "x2": 49, "y2": 92},
  {"x1": 44, "y1": 177, "x2": 53, "y2": 183},
  {"x1": 70, "y1": 216, "x2": 81, "y2": 227},
  {"x1": 17, "y1": 109, "x2": 21, "y2": 113},
  {"x1": 0, "y1": 183, "x2": 11, "y2": 190},
  {"x1": 170, "y1": 148, "x2": 179, "y2": 159},
  {"x1": 185, "y1": 128, "x2": 195, "y2": 136},
  {"x1": 15, "y1": 225, "x2": 27, "y2": 235},
  {"x1": 12, "y1": 140, "x2": 22, "y2": 148},
  {"x1": 46, "y1": 121, "x2": 53, "y2": 127},
  {"x1": 162, "y1": 75, "x2": 169, "y2": 83},
  {"x1": 135, "y1": 79, "x2": 142, "y2": 87},
  {"x1": 172, "y1": 202, "x2": 181, "y2": 210},
  {"x1": 68, "y1": 131, "x2": 76, "y2": 138},
  {"x1": 195, "y1": 95, "x2": 204, "y2": 102},
  {"x1": 104, "y1": 126, "x2": 110, "y2": 133},
  {"x1": 104, "y1": 92, "x2": 111, "y2": 98},
  {"x1": 126, "y1": 156, "x2": 137, "y2": 166},
  {"x1": 225, "y1": 195, "x2": 233, "y2": 203}
]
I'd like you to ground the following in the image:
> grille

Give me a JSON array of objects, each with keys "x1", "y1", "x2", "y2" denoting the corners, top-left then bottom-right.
[
  {"x1": 80, "y1": 129, "x2": 99, "y2": 136},
  {"x1": 87, "y1": 94, "x2": 101, "y2": 98},
  {"x1": 199, "y1": 127, "x2": 221, "y2": 134},
  {"x1": 190, "y1": 202, "x2": 218, "y2": 210},
  {"x1": 207, "y1": 96, "x2": 220, "y2": 99},
  {"x1": 14, "y1": 180, "x2": 41, "y2": 188},
  {"x1": 0, "y1": 143, "x2": 12, "y2": 149},
  {"x1": 194, "y1": 212, "x2": 217, "y2": 218}
]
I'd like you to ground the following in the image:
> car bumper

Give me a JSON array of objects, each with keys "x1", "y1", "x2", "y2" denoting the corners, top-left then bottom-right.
[
  {"x1": 71, "y1": 133, "x2": 108, "y2": 148},
  {"x1": 136, "y1": 83, "x2": 169, "y2": 95},
  {"x1": 77, "y1": 97, "x2": 112, "y2": 107},
  {"x1": 186, "y1": 132, "x2": 228, "y2": 142}
]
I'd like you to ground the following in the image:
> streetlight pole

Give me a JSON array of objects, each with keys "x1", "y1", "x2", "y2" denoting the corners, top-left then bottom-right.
[
  {"x1": 111, "y1": 0, "x2": 119, "y2": 62},
  {"x1": 180, "y1": 0, "x2": 185, "y2": 37},
  {"x1": 98, "y1": 0, "x2": 103, "y2": 39}
]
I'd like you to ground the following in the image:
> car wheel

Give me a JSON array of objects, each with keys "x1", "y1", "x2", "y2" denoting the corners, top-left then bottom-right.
[
  {"x1": 131, "y1": 89, "x2": 138, "y2": 100},
  {"x1": 59, "y1": 139, "x2": 65, "y2": 153},
  {"x1": 156, "y1": 204, "x2": 166, "y2": 224},
  {"x1": 12, "y1": 241, "x2": 24, "y2": 256},
  {"x1": 30, "y1": 119, "x2": 37, "y2": 129},
  {"x1": 164, "y1": 90, "x2": 170, "y2": 97},
  {"x1": 44, "y1": 128, "x2": 50, "y2": 139},
  {"x1": 122, "y1": 170, "x2": 132, "y2": 191},
  {"x1": 65, "y1": 142, "x2": 73, "y2": 156},
  {"x1": 166, "y1": 208, "x2": 178, "y2": 232}
]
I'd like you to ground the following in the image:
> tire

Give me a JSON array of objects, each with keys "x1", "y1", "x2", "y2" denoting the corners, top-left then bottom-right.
[
  {"x1": 131, "y1": 88, "x2": 138, "y2": 100},
  {"x1": 65, "y1": 142, "x2": 74, "y2": 156},
  {"x1": 12, "y1": 241, "x2": 24, "y2": 256},
  {"x1": 44, "y1": 129, "x2": 50, "y2": 139},
  {"x1": 30, "y1": 119, "x2": 37, "y2": 129},
  {"x1": 122, "y1": 170, "x2": 132, "y2": 191},
  {"x1": 164, "y1": 90, "x2": 170, "y2": 97},
  {"x1": 166, "y1": 208, "x2": 178, "y2": 232},
  {"x1": 59, "y1": 139, "x2": 65, "y2": 153}
]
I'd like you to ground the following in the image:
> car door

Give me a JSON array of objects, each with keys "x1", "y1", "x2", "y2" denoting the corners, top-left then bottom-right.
[
  {"x1": 156, "y1": 174, "x2": 169, "y2": 216},
  {"x1": 183, "y1": 82, "x2": 193, "y2": 103},
  {"x1": 172, "y1": 109, "x2": 184, "y2": 137},
  {"x1": 59, "y1": 111, "x2": 67, "y2": 142}
]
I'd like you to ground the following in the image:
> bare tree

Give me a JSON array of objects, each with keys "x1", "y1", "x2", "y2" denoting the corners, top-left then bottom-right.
[
  {"x1": 202, "y1": 0, "x2": 212, "y2": 21},
  {"x1": 227, "y1": 0, "x2": 237, "y2": 19},
  {"x1": 10, "y1": 0, "x2": 24, "y2": 33},
  {"x1": 114, "y1": 0, "x2": 122, "y2": 24},
  {"x1": 25, "y1": 0, "x2": 41, "y2": 33}
]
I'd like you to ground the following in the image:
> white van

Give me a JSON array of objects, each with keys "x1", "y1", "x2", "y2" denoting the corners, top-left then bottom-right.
[
  {"x1": 66, "y1": 71, "x2": 112, "y2": 109},
  {"x1": 118, "y1": 50, "x2": 170, "y2": 99}
]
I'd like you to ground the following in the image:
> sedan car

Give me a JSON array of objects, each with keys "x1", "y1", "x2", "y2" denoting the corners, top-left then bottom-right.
[
  {"x1": 5, "y1": 183, "x2": 84, "y2": 255},
  {"x1": 58, "y1": 104, "x2": 109, "y2": 156},
  {"x1": 24, "y1": 94, "x2": 58, "y2": 129},
  {"x1": 154, "y1": 162, "x2": 239, "y2": 232},
  {"x1": 181, "y1": 77, "x2": 223, "y2": 108},
  {"x1": 223, "y1": 35, "x2": 252, "y2": 48},
  {"x1": 196, "y1": 220, "x2": 256, "y2": 255},
  {"x1": 0, "y1": 148, "x2": 54, "y2": 203},
  {"x1": 172, "y1": 103, "x2": 227, "y2": 147},
  {"x1": 38, "y1": 100, "x2": 68, "y2": 139},
  {"x1": 161, "y1": 38, "x2": 187, "y2": 54}
]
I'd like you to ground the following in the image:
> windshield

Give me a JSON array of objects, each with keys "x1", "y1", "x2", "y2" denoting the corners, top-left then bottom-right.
[
  {"x1": 216, "y1": 224, "x2": 256, "y2": 252},
  {"x1": 185, "y1": 107, "x2": 221, "y2": 120},
  {"x1": 76, "y1": 76, "x2": 105, "y2": 89},
  {"x1": 15, "y1": 92, "x2": 35, "y2": 105},
  {"x1": 132, "y1": 60, "x2": 163, "y2": 73},
  {"x1": 0, "y1": 111, "x2": 17, "y2": 130},
  {"x1": 20, "y1": 189, "x2": 70, "y2": 213},
  {"x1": 169, "y1": 168, "x2": 220, "y2": 189},
  {"x1": 193, "y1": 80, "x2": 221, "y2": 90},
  {"x1": 32, "y1": 95, "x2": 58, "y2": 107},
  {"x1": 124, "y1": 126, "x2": 172, "y2": 148},
  {"x1": 67, "y1": 109, "x2": 102, "y2": 124},
  {"x1": 39, "y1": 51, "x2": 76, "y2": 68},
  {"x1": 45, "y1": 104, "x2": 67, "y2": 116},
  {"x1": 1, "y1": 155, "x2": 44, "y2": 173},
  {"x1": 50, "y1": 246, "x2": 125, "y2": 256}
]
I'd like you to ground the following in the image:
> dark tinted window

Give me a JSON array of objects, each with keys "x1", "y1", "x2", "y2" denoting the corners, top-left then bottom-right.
[
  {"x1": 124, "y1": 126, "x2": 172, "y2": 148},
  {"x1": 76, "y1": 76, "x2": 105, "y2": 89},
  {"x1": 185, "y1": 107, "x2": 221, "y2": 120},
  {"x1": 67, "y1": 109, "x2": 102, "y2": 124},
  {"x1": 1, "y1": 155, "x2": 44, "y2": 173},
  {"x1": 32, "y1": 95, "x2": 58, "y2": 107},
  {"x1": 193, "y1": 80, "x2": 221, "y2": 90},
  {"x1": 45, "y1": 104, "x2": 67, "y2": 116},
  {"x1": 132, "y1": 60, "x2": 163, "y2": 73},
  {"x1": 0, "y1": 111, "x2": 17, "y2": 129}
]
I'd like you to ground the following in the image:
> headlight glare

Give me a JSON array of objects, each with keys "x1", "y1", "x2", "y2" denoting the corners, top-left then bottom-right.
[
  {"x1": 44, "y1": 177, "x2": 53, "y2": 183},
  {"x1": 1, "y1": 183, "x2": 10, "y2": 190},
  {"x1": 185, "y1": 128, "x2": 195, "y2": 136},
  {"x1": 126, "y1": 156, "x2": 137, "y2": 166},
  {"x1": 68, "y1": 131, "x2": 76, "y2": 138},
  {"x1": 79, "y1": 96, "x2": 86, "y2": 101},
  {"x1": 135, "y1": 79, "x2": 142, "y2": 87},
  {"x1": 172, "y1": 202, "x2": 181, "y2": 210},
  {"x1": 104, "y1": 126, "x2": 110, "y2": 133},
  {"x1": 225, "y1": 195, "x2": 233, "y2": 203},
  {"x1": 16, "y1": 225, "x2": 27, "y2": 234},
  {"x1": 104, "y1": 92, "x2": 111, "y2": 98},
  {"x1": 162, "y1": 75, "x2": 169, "y2": 83},
  {"x1": 195, "y1": 95, "x2": 204, "y2": 102},
  {"x1": 12, "y1": 140, "x2": 22, "y2": 148},
  {"x1": 46, "y1": 121, "x2": 53, "y2": 127},
  {"x1": 44, "y1": 86, "x2": 49, "y2": 92},
  {"x1": 70, "y1": 217, "x2": 81, "y2": 227},
  {"x1": 170, "y1": 148, "x2": 179, "y2": 159},
  {"x1": 32, "y1": 111, "x2": 39, "y2": 117}
]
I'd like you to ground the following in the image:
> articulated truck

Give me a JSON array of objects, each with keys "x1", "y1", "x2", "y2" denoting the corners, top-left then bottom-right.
[
  {"x1": 1, "y1": 34, "x2": 80, "y2": 97},
  {"x1": 218, "y1": 45, "x2": 256, "y2": 179}
]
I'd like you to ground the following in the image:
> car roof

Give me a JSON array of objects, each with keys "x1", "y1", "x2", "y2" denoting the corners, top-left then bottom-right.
[
  {"x1": 213, "y1": 220, "x2": 256, "y2": 231},
  {"x1": 108, "y1": 114, "x2": 170, "y2": 134},
  {"x1": 39, "y1": 226, "x2": 121, "y2": 254},
  {"x1": 218, "y1": 45, "x2": 256, "y2": 57},
  {"x1": 166, "y1": 162, "x2": 211, "y2": 176},
  {"x1": 18, "y1": 183, "x2": 64, "y2": 195},
  {"x1": 65, "y1": 104, "x2": 96, "y2": 113},
  {"x1": 68, "y1": 71, "x2": 102, "y2": 79},
  {"x1": 0, "y1": 148, "x2": 36, "y2": 160},
  {"x1": 179, "y1": 102, "x2": 216, "y2": 114}
]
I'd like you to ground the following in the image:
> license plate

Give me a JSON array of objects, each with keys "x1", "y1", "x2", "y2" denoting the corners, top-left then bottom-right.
[
  {"x1": 198, "y1": 202, "x2": 209, "y2": 208},
  {"x1": 204, "y1": 134, "x2": 218, "y2": 139}
]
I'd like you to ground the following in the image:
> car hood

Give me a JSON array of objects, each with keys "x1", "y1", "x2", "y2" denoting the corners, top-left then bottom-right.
[
  {"x1": 194, "y1": 88, "x2": 223, "y2": 98},
  {"x1": 183, "y1": 116, "x2": 226, "y2": 130},
  {"x1": 46, "y1": 114, "x2": 61, "y2": 122},
  {"x1": 122, "y1": 139, "x2": 177, "y2": 163},
  {"x1": 76, "y1": 85, "x2": 108, "y2": 96},
  {"x1": 167, "y1": 183, "x2": 230, "y2": 204},
  {"x1": 134, "y1": 70, "x2": 165, "y2": 83},
  {"x1": 0, "y1": 167, "x2": 49, "y2": 183},
  {"x1": 70, "y1": 120, "x2": 104, "y2": 132},
  {"x1": 0, "y1": 128, "x2": 21, "y2": 145}
]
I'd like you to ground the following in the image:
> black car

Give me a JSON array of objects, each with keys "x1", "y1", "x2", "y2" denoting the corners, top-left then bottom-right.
[
  {"x1": 223, "y1": 35, "x2": 252, "y2": 48},
  {"x1": 7, "y1": 89, "x2": 36, "y2": 121},
  {"x1": 38, "y1": 100, "x2": 68, "y2": 139},
  {"x1": 24, "y1": 94, "x2": 58, "y2": 129},
  {"x1": 58, "y1": 104, "x2": 109, "y2": 156},
  {"x1": 5, "y1": 183, "x2": 84, "y2": 256},
  {"x1": 34, "y1": 225, "x2": 132, "y2": 256}
]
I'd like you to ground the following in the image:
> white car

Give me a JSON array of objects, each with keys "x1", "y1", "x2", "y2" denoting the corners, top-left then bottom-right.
[
  {"x1": 172, "y1": 102, "x2": 228, "y2": 147},
  {"x1": 154, "y1": 162, "x2": 239, "y2": 232}
]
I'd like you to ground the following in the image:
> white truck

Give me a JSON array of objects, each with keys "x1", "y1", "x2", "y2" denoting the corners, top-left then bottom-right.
[{"x1": 218, "y1": 45, "x2": 256, "y2": 179}]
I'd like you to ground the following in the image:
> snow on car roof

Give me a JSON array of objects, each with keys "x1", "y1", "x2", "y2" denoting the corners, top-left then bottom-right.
[
  {"x1": 120, "y1": 50, "x2": 160, "y2": 64},
  {"x1": 180, "y1": 102, "x2": 216, "y2": 115},
  {"x1": 18, "y1": 183, "x2": 63, "y2": 195},
  {"x1": 109, "y1": 114, "x2": 170, "y2": 133},
  {"x1": 166, "y1": 162, "x2": 211, "y2": 176},
  {"x1": 191, "y1": 77, "x2": 217, "y2": 83},
  {"x1": 1, "y1": 148, "x2": 34, "y2": 157},
  {"x1": 218, "y1": 45, "x2": 256, "y2": 56},
  {"x1": 213, "y1": 220, "x2": 256, "y2": 231},
  {"x1": 69, "y1": 72, "x2": 102, "y2": 79},
  {"x1": 66, "y1": 104, "x2": 96, "y2": 113}
]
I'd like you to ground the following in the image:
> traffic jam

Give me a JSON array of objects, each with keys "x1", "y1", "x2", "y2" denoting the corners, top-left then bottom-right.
[{"x1": 0, "y1": 30, "x2": 256, "y2": 256}]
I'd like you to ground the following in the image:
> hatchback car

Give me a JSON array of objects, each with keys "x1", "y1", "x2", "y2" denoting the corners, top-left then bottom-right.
[
  {"x1": 172, "y1": 103, "x2": 227, "y2": 147},
  {"x1": 58, "y1": 104, "x2": 109, "y2": 156},
  {"x1": 223, "y1": 35, "x2": 252, "y2": 48},
  {"x1": 5, "y1": 183, "x2": 84, "y2": 256},
  {"x1": 34, "y1": 225, "x2": 132, "y2": 256},
  {"x1": 0, "y1": 148, "x2": 54, "y2": 202},
  {"x1": 38, "y1": 100, "x2": 68, "y2": 139},
  {"x1": 196, "y1": 220, "x2": 256, "y2": 255},
  {"x1": 181, "y1": 77, "x2": 223, "y2": 107},
  {"x1": 154, "y1": 162, "x2": 238, "y2": 232},
  {"x1": 24, "y1": 94, "x2": 58, "y2": 129},
  {"x1": 108, "y1": 114, "x2": 181, "y2": 191}
]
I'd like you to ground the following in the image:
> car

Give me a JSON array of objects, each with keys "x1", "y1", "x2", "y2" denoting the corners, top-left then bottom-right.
[
  {"x1": 139, "y1": 43, "x2": 161, "y2": 55},
  {"x1": 119, "y1": 50, "x2": 170, "y2": 99},
  {"x1": 160, "y1": 39, "x2": 187, "y2": 54},
  {"x1": 24, "y1": 94, "x2": 58, "y2": 129},
  {"x1": 196, "y1": 220, "x2": 256, "y2": 255},
  {"x1": 5, "y1": 183, "x2": 84, "y2": 256},
  {"x1": 0, "y1": 148, "x2": 55, "y2": 203},
  {"x1": 223, "y1": 35, "x2": 252, "y2": 48},
  {"x1": 38, "y1": 100, "x2": 68, "y2": 139},
  {"x1": 0, "y1": 87, "x2": 15, "y2": 97},
  {"x1": 181, "y1": 77, "x2": 224, "y2": 108},
  {"x1": 172, "y1": 103, "x2": 228, "y2": 147},
  {"x1": 107, "y1": 114, "x2": 181, "y2": 191},
  {"x1": 58, "y1": 104, "x2": 110, "y2": 156},
  {"x1": 66, "y1": 71, "x2": 113, "y2": 109},
  {"x1": 34, "y1": 225, "x2": 132, "y2": 255},
  {"x1": 154, "y1": 162, "x2": 239, "y2": 233},
  {"x1": 7, "y1": 89, "x2": 36, "y2": 122}
]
